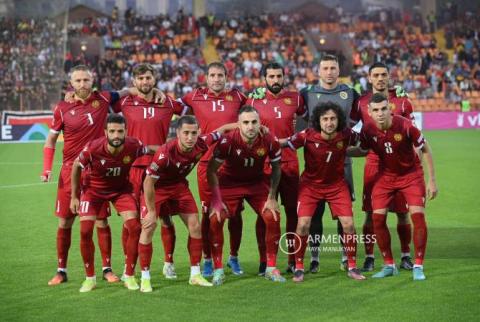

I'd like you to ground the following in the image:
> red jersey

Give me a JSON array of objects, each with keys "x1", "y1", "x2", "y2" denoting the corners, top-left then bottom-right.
[
  {"x1": 50, "y1": 91, "x2": 114, "y2": 166},
  {"x1": 180, "y1": 88, "x2": 247, "y2": 162},
  {"x1": 78, "y1": 136, "x2": 147, "y2": 198},
  {"x1": 213, "y1": 129, "x2": 281, "y2": 187},
  {"x1": 247, "y1": 90, "x2": 307, "y2": 162},
  {"x1": 113, "y1": 95, "x2": 185, "y2": 167},
  {"x1": 360, "y1": 115, "x2": 425, "y2": 176},
  {"x1": 288, "y1": 128, "x2": 359, "y2": 185},
  {"x1": 351, "y1": 89, "x2": 415, "y2": 164},
  {"x1": 146, "y1": 132, "x2": 221, "y2": 186}
]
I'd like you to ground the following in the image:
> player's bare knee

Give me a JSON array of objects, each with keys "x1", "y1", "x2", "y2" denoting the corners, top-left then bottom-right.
[
  {"x1": 142, "y1": 218, "x2": 157, "y2": 232},
  {"x1": 95, "y1": 219, "x2": 108, "y2": 228},
  {"x1": 58, "y1": 217, "x2": 75, "y2": 229}
]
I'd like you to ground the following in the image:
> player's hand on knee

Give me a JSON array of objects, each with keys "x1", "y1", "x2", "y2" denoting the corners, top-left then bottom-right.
[
  {"x1": 427, "y1": 179, "x2": 438, "y2": 200},
  {"x1": 210, "y1": 202, "x2": 229, "y2": 222},
  {"x1": 262, "y1": 198, "x2": 280, "y2": 221},
  {"x1": 40, "y1": 170, "x2": 52, "y2": 182},
  {"x1": 64, "y1": 91, "x2": 75, "y2": 103},
  {"x1": 70, "y1": 197, "x2": 80, "y2": 214}
]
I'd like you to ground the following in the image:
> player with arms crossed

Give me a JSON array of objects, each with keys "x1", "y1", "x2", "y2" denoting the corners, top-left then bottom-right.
[
  {"x1": 247, "y1": 62, "x2": 307, "y2": 274},
  {"x1": 180, "y1": 62, "x2": 247, "y2": 277},
  {"x1": 207, "y1": 105, "x2": 285, "y2": 285},
  {"x1": 139, "y1": 115, "x2": 234, "y2": 292},
  {"x1": 113, "y1": 63, "x2": 186, "y2": 280},
  {"x1": 70, "y1": 113, "x2": 156, "y2": 292},
  {"x1": 352, "y1": 93, "x2": 438, "y2": 280},
  {"x1": 351, "y1": 62, "x2": 417, "y2": 271},
  {"x1": 281, "y1": 102, "x2": 366, "y2": 282}
]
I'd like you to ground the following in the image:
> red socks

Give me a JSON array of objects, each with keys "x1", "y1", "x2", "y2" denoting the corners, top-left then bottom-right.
[
  {"x1": 124, "y1": 218, "x2": 141, "y2": 276},
  {"x1": 209, "y1": 215, "x2": 225, "y2": 269},
  {"x1": 372, "y1": 213, "x2": 394, "y2": 265},
  {"x1": 138, "y1": 242, "x2": 153, "y2": 271},
  {"x1": 263, "y1": 210, "x2": 280, "y2": 268},
  {"x1": 188, "y1": 236, "x2": 203, "y2": 266},
  {"x1": 343, "y1": 232, "x2": 357, "y2": 269},
  {"x1": 397, "y1": 223, "x2": 412, "y2": 254},
  {"x1": 80, "y1": 220, "x2": 95, "y2": 277},
  {"x1": 363, "y1": 223, "x2": 375, "y2": 256},
  {"x1": 411, "y1": 212, "x2": 428, "y2": 265},
  {"x1": 294, "y1": 235, "x2": 309, "y2": 270},
  {"x1": 121, "y1": 224, "x2": 129, "y2": 258},
  {"x1": 161, "y1": 225, "x2": 176, "y2": 263},
  {"x1": 228, "y1": 212, "x2": 243, "y2": 257},
  {"x1": 56, "y1": 227, "x2": 71, "y2": 269},
  {"x1": 96, "y1": 226, "x2": 112, "y2": 268}
]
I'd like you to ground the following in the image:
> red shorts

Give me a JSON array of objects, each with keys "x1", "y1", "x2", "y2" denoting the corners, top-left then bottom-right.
[
  {"x1": 140, "y1": 182, "x2": 198, "y2": 219},
  {"x1": 55, "y1": 166, "x2": 110, "y2": 219},
  {"x1": 79, "y1": 190, "x2": 136, "y2": 219},
  {"x1": 297, "y1": 180, "x2": 353, "y2": 218},
  {"x1": 372, "y1": 170, "x2": 426, "y2": 211},
  {"x1": 363, "y1": 160, "x2": 408, "y2": 213},
  {"x1": 220, "y1": 182, "x2": 269, "y2": 216}
]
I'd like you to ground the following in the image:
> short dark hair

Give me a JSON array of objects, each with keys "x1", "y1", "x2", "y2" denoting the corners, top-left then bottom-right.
[
  {"x1": 368, "y1": 62, "x2": 389, "y2": 74},
  {"x1": 262, "y1": 62, "x2": 284, "y2": 78},
  {"x1": 238, "y1": 105, "x2": 259, "y2": 116},
  {"x1": 320, "y1": 54, "x2": 338, "y2": 63},
  {"x1": 132, "y1": 63, "x2": 156, "y2": 78},
  {"x1": 176, "y1": 115, "x2": 198, "y2": 129},
  {"x1": 311, "y1": 102, "x2": 346, "y2": 132},
  {"x1": 70, "y1": 64, "x2": 91, "y2": 73},
  {"x1": 206, "y1": 62, "x2": 227, "y2": 75},
  {"x1": 105, "y1": 113, "x2": 126, "y2": 129},
  {"x1": 369, "y1": 92, "x2": 388, "y2": 105}
]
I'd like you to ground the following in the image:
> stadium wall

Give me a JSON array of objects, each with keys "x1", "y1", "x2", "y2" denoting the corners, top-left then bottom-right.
[{"x1": 1, "y1": 111, "x2": 480, "y2": 143}]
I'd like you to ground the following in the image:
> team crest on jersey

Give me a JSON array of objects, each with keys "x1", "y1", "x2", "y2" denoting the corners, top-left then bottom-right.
[
  {"x1": 256, "y1": 148, "x2": 266, "y2": 156},
  {"x1": 339, "y1": 91, "x2": 348, "y2": 100},
  {"x1": 283, "y1": 98, "x2": 292, "y2": 105},
  {"x1": 91, "y1": 100, "x2": 100, "y2": 108},
  {"x1": 225, "y1": 95, "x2": 233, "y2": 101},
  {"x1": 394, "y1": 133, "x2": 403, "y2": 142},
  {"x1": 389, "y1": 102, "x2": 396, "y2": 111},
  {"x1": 123, "y1": 156, "x2": 132, "y2": 164},
  {"x1": 336, "y1": 141, "x2": 344, "y2": 149}
]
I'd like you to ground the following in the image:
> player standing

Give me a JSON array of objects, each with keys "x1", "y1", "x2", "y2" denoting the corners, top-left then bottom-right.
[
  {"x1": 281, "y1": 102, "x2": 365, "y2": 282},
  {"x1": 247, "y1": 62, "x2": 306, "y2": 274},
  {"x1": 355, "y1": 93, "x2": 438, "y2": 280},
  {"x1": 351, "y1": 62, "x2": 416, "y2": 271},
  {"x1": 70, "y1": 113, "x2": 154, "y2": 292},
  {"x1": 207, "y1": 105, "x2": 285, "y2": 285},
  {"x1": 179, "y1": 62, "x2": 247, "y2": 277},
  {"x1": 113, "y1": 63, "x2": 186, "y2": 279}
]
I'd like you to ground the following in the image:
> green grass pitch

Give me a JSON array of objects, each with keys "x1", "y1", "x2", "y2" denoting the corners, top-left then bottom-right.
[{"x1": 0, "y1": 130, "x2": 479, "y2": 321}]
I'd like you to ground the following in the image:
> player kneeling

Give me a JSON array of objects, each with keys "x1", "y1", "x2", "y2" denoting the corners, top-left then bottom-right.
[
  {"x1": 207, "y1": 105, "x2": 285, "y2": 285},
  {"x1": 70, "y1": 114, "x2": 157, "y2": 292},
  {"x1": 281, "y1": 102, "x2": 366, "y2": 282},
  {"x1": 138, "y1": 116, "x2": 233, "y2": 292}
]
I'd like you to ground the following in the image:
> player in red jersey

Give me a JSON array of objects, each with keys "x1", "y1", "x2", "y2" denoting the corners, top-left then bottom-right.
[
  {"x1": 247, "y1": 62, "x2": 307, "y2": 274},
  {"x1": 138, "y1": 115, "x2": 234, "y2": 291},
  {"x1": 280, "y1": 102, "x2": 366, "y2": 282},
  {"x1": 180, "y1": 62, "x2": 247, "y2": 277},
  {"x1": 113, "y1": 63, "x2": 186, "y2": 280},
  {"x1": 207, "y1": 105, "x2": 285, "y2": 285},
  {"x1": 354, "y1": 93, "x2": 438, "y2": 281},
  {"x1": 70, "y1": 113, "x2": 156, "y2": 292},
  {"x1": 42, "y1": 65, "x2": 132, "y2": 285},
  {"x1": 350, "y1": 62, "x2": 416, "y2": 272}
]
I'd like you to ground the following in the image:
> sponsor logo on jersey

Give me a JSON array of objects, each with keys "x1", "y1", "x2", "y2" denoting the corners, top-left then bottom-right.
[
  {"x1": 134, "y1": 101, "x2": 139, "y2": 106},
  {"x1": 256, "y1": 148, "x2": 266, "y2": 156},
  {"x1": 123, "y1": 155, "x2": 132, "y2": 164},
  {"x1": 221, "y1": 138, "x2": 227, "y2": 144},
  {"x1": 203, "y1": 94, "x2": 208, "y2": 100},
  {"x1": 316, "y1": 94, "x2": 322, "y2": 99},
  {"x1": 158, "y1": 153, "x2": 165, "y2": 160},
  {"x1": 283, "y1": 98, "x2": 292, "y2": 105},
  {"x1": 70, "y1": 110, "x2": 75, "y2": 115},
  {"x1": 336, "y1": 141, "x2": 344, "y2": 149},
  {"x1": 236, "y1": 149, "x2": 242, "y2": 156},
  {"x1": 100, "y1": 159, "x2": 106, "y2": 165},
  {"x1": 91, "y1": 100, "x2": 100, "y2": 108},
  {"x1": 373, "y1": 136, "x2": 377, "y2": 142},
  {"x1": 315, "y1": 143, "x2": 319, "y2": 148},
  {"x1": 389, "y1": 102, "x2": 396, "y2": 111},
  {"x1": 394, "y1": 133, "x2": 403, "y2": 141},
  {"x1": 225, "y1": 95, "x2": 233, "y2": 101},
  {"x1": 263, "y1": 99, "x2": 268, "y2": 104},
  {"x1": 339, "y1": 91, "x2": 348, "y2": 100},
  {"x1": 176, "y1": 162, "x2": 181, "y2": 168}
]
